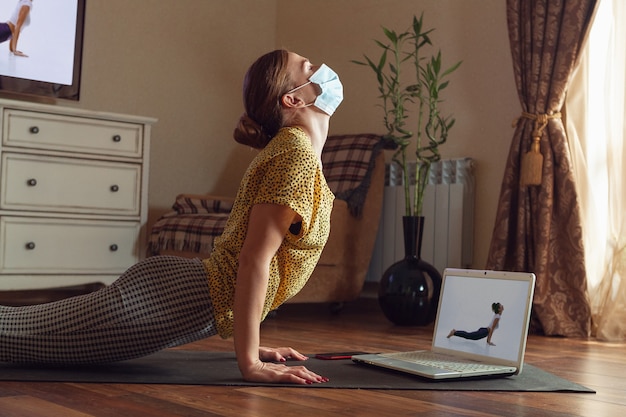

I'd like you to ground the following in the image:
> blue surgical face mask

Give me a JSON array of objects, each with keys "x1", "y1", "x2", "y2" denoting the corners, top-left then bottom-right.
[{"x1": 286, "y1": 64, "x2": 343, "y2": 116}]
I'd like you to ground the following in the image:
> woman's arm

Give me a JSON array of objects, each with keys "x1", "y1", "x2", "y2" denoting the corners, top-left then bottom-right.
[
  {"x1": 9, "y1": 5, "x2": 30, "y2": 56},
  {"x1": 486, "y1": 317, "x2": 500, "y2": 345},
  {"x1": 233, "y1": 203, "x2": 326, "y2": 384}
]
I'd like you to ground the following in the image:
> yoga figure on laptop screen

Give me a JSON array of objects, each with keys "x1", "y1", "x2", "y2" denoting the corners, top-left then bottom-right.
[{"x1": 447, "y1": 302, "x2": 504, "y2": 346}]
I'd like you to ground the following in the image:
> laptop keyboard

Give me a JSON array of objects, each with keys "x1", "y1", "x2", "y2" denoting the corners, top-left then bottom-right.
[{"x1": 381, "y1": 351, "x2": 508, "y2": 373}]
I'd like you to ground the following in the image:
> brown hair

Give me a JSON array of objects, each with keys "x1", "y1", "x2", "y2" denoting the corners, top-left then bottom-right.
[{"x1": 233, "y1": 49, "x2": 293, "y2": 149}]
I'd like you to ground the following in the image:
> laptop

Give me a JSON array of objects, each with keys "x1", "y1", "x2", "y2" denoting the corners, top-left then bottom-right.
[{"x1": 352, "y1": 268, "x2": 536, "y2": 380}]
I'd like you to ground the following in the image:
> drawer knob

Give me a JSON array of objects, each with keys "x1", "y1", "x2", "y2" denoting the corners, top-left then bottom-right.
[
  {"x1": 26, "y1": 178, "x2": 38, "y2": 186},
  {"x1": 25, "y1": 242, "x2": 36, "y2": 250},
  {"x1": 110, "y1": 185, "x2": 119, "y2": 192},
  {"x1": 29, "y1": 126, "x2": 40, "y2": 134},
  {"x1": 112, "y1": 135, "x2": 122, "y2": 142},
  {"x1": 109, "y1": 244, "x2": 118, "y2": 252}
]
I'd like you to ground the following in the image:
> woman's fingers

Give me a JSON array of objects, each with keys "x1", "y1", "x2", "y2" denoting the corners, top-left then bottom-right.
[
  {"x1": 266, "y1": 363, "x2": 329, "y2": 384},
  {"x1": 243, "y1": 361, "x2": 329, "y2": 385},
  {"x1": 277, "y1": 347, "x2": 308, "y2": 361},
  {"x1": 259, "y1": 346, "x2": 309, "y2": 362},
  {"x1": 252, "y1": 347, "x2": 330, "y2": 384},
  {"x1": 285, "y1": 365, "x2": 330, "y2": 384}
]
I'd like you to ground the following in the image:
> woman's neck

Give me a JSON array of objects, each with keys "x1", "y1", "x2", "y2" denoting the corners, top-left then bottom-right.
[
  {"x1": 283, "y1": 106, "x2": 330, "y2": 161},
  {"x1": 295, "y1": 118, "x2": 329, "y2": 161}
]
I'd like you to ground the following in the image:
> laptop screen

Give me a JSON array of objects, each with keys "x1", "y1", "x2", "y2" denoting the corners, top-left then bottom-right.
[{"x1": 432, "y1": 270, "x2": 535, "y2": 364}]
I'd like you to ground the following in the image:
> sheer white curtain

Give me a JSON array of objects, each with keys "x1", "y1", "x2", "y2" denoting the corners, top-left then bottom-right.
[{"x1": 567, "y1": 0, "x2": 626, "y2": 341}]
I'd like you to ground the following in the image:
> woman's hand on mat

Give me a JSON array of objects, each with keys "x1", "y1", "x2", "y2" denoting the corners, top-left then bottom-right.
[
  {"x1": 258, "y1": 346, "x2": 308, "y2": 362},
  {"x1": 242, "y1": 360, "x2": 329, "y2": 385}
]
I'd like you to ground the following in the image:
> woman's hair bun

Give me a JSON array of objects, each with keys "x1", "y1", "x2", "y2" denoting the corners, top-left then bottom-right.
[{"x1": 233, "y1": 113, "x2": 271, "y2": 149}]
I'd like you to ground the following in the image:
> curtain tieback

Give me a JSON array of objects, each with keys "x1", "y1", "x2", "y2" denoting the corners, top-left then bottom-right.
[{"x1": 515, "y1": 111, "x2": 562, "y2": 186}]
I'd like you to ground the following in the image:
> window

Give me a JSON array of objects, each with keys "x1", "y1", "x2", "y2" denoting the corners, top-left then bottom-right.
[{"x1": 566, "y1": 0, "x2": 626, "y2": 341}]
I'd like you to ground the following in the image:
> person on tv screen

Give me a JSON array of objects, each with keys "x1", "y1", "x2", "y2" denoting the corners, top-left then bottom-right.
[
  {"x1": 0, "y1": 0, "x2": 32, "y2": 57},
  {"x1": 0, "y1": 49, "x2": 343, "y2": 385},
  {"x1": 447, "y1": 302, "x2": 504, "y2": 346}
]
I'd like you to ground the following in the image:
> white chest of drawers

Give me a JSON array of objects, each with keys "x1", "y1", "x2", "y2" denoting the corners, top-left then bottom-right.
[{"x1": 0, "y1": 99, "x2": 156, "y2": 290}]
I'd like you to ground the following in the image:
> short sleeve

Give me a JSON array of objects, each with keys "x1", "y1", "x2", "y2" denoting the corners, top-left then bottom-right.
[{"x1": 253, "y1": 143, "x2": 319, "y2": 231}]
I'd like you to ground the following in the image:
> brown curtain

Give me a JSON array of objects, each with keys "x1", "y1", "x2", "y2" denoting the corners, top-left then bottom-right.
[{"x1": 486, "y1": 0, "x2": 598, "y2": 337}]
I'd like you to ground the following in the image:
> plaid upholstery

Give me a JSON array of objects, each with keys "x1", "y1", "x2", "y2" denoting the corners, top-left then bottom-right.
[
  {"x1": 172, "y1": 195, "x2": 234, "y2": 215},
  {"x1": 149, "y1": 211, "x2": 229, "y2": 255},
  {"x1": 321, "y1": 133, "x2": 383, "y2": 216},
  {"x1": 148, "y1": 134, "x2": 383, "y2": 256}
]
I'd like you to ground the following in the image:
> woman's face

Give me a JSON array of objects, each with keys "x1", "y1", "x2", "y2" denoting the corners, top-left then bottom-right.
[
  {"x1": 286, "y1": 52, "x2": 322, "y2": 98},
  {"x1": 499, "y1": 305, "x2": 505, "y2": 314}
]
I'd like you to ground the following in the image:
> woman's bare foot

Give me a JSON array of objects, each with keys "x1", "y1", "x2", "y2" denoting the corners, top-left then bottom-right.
[
  {"x1": 11, "y1": 50, "x2": 28, "y2": 57},
  {"x1": 447, "y1": 329, "x2": 455, "y2": 338}
]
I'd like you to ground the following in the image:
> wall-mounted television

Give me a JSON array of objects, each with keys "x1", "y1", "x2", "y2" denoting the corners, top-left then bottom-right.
[{"x1": 0, "y1": 0, "x2": 85, "y2": 101}]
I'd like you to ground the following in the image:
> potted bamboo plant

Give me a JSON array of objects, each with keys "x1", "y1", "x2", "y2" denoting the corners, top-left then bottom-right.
[{"x1": 354, "y1": 13, "x2": 461, "y2": 325}]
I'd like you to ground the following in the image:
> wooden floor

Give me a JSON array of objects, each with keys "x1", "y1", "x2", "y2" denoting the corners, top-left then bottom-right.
[{"x1": 1, "y1": 294, "x2": 625, "y2": 417}]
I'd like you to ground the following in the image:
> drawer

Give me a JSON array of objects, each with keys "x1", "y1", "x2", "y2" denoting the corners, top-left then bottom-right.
[
  {"x1": 1, "y1": 153, "x2": 141, "y2": 215},
  {"x1": 0, "y1": 216, "x2": 140, "y2": 274},
  {"x1": 2, "y1": 109, "x2": 143, "y2": 158}
]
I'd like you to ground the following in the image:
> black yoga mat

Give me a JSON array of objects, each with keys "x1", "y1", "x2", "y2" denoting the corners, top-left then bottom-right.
[{"x1": 0, "y1": 350, "x2": 594, "y2": 392}]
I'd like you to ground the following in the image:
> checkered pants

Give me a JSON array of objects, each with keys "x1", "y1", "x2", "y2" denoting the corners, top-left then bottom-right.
[{"x1": 0, "y1": 256, "x2": 217, "y2": 364}]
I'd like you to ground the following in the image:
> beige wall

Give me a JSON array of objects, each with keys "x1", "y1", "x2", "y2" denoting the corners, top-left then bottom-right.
[
  {"x1": 7, "y1": 0, "x2": 518, "y2": 269},
  {"x1": 276, "y1": 0, "x2": 518, "y2": 268},
  {"x1": 77, "y1": 0, "x2": 278, "y2": 220}
]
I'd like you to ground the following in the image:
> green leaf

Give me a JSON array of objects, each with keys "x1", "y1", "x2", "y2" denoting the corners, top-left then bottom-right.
[
  {"x1": 378, "y1": 50, "x2": 388, "y2": 71},
  {"x1": 442, "y1": 60, "x2": 463, "y2": 77},
  {"x1": 383, "y1": 27, "x2": 397, "y2": 43},
  {"x1": 374, "y1": 39, "x2": 388, "y2": 50}
]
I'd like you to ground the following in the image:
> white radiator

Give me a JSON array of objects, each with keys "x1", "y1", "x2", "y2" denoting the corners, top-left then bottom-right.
[{"x1": 366, "y1": 158, "x2": 475, "y2": 282}]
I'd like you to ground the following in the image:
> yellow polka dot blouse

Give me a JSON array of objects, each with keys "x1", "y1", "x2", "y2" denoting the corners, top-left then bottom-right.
[{"x1": 202, "y1": 127, "x2": 335, "y2": 338}]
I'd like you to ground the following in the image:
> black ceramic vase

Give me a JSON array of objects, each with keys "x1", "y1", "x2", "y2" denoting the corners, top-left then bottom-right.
[{"x1": 378, "y1": 216, "x2": 442, "y2": 326}]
